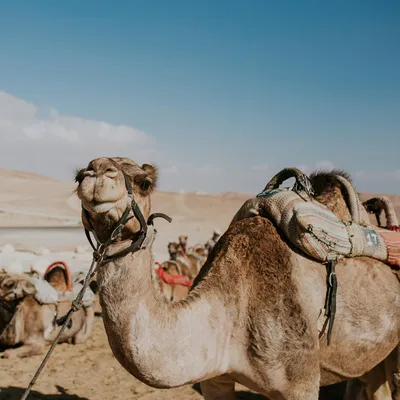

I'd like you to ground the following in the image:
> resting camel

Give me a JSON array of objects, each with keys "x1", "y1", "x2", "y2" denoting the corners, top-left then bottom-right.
[
  {"x1": 0, "y1": 262, "x2": 94, "y2": 358},
  {"x1": 155, "y1": 260, "x2": 193, "y2": 302},
  {"x1": 75, "y1": 157, "x2": 400, "y2": 400}
]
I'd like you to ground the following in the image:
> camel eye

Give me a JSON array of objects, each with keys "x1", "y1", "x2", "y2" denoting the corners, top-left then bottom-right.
[{"x1": 139, "y1": 179, "x2": 151, "y2": 191}]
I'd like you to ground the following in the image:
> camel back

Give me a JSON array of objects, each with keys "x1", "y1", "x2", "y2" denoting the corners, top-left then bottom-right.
[
  {"x1": 26, "y1": 262, "x2": 94, "y2": 307},
  {"x1": 44, "y1": 261, "x2": 72, "y2": 292},
  {"x1": 255, "y1": 168, "x2": 400, "y2": 267}
]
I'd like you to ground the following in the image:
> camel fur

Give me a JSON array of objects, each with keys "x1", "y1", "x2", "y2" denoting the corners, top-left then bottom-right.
[{"x1": 75, "y1": 157, "x2": 400, "y2": 400}]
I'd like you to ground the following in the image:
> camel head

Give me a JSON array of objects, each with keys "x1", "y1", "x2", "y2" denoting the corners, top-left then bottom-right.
[
  {"x1": 0, "y1": 274, "x2": 37, "y2": 302},
  {"x1": 75, "y1": 157, "x2": 158, "y2": 242},
  {"x1": 178, "y1": 235, "x2": 188, "y2": 251},
  {"x1": 168, "y1": 242, "x2": 179, "y2": 260}
]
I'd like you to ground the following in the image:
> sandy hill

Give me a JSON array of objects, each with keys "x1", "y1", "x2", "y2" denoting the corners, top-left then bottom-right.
[{"x1": 0, "y1": 168, "x2": 399, "y2": 237}]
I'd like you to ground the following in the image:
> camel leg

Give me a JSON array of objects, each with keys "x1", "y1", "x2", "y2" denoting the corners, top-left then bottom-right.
[
  {"x1": 200, "y1": 375, "x2": 238, "y2": 400},
  {"x1": 280, "y1": 386, "x2": 319, "y2": 400},
  {"x1": 344, "y1": 359, "x2": 393, "y2": 400},
  {"x1": 390, "y1": 345, "x2": 400, "y2": 400},
  {"x1": 344, "y1": 379, "x2": 368, "y2": 400},
  {"x1": 279, "y1": 360, "x2": 320, "y2": 400},
  {"x1": 1, "y1": 339, "x2": 45, "y2": 359},
  {"x1": 72, "y1": 307, "x2": 95, "y2": 344}
]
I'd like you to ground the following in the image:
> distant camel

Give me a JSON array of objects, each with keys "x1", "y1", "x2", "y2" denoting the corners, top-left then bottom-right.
[{"x1": 0, "y1": 262, "x2": 94, "y2": 358}]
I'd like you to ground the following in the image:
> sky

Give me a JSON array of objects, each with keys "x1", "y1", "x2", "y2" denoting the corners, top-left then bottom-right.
[{"x1": 0, "y1": 0, "x2": 399, "y2": 194}]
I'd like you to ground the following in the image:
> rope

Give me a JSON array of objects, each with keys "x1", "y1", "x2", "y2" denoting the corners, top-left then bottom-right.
[{"x1": 19, "y1": 245, "x2": 105, "y2": 400}]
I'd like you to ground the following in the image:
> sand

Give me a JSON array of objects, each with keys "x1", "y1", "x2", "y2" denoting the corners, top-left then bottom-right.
[{"x1": 0, "y1": 168, "x2": 399, "y2": 399}]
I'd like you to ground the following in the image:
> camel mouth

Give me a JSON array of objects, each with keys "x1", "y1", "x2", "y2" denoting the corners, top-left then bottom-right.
[
  {"x1": 3, "y1": 293, "x2": 17, "y2": 302},
  {"x1": 81, "y1": 196, "x2": 128, "y2": 214},
  {"x1": 82, "y1": 200, "x2": 119, "y2": 214}
]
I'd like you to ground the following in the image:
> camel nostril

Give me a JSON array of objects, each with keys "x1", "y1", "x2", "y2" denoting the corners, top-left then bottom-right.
[{"x1": 105, "y1": 167, "x2": 118, "y2": 178}]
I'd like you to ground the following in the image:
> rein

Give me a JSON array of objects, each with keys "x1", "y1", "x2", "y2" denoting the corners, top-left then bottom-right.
[
  {"x1": 0, "y1": 299, "x2": 21, "y2": 341},
  {"x1": 19, "y1": 172, "x2": 172, "y2": 400}
]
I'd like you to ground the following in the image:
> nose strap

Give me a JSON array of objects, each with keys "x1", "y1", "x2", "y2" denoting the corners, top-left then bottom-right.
[{"x1": 83, "y1": 171, "x2": 172, "y2": 260}]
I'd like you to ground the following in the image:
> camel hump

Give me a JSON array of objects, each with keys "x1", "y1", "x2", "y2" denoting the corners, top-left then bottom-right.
[
  {"x1": 363, "y1": 196, "x2": 399, "y2": 229},
  {"x1": 44, "y1": 261, "x2": 72, "y2": 292}
]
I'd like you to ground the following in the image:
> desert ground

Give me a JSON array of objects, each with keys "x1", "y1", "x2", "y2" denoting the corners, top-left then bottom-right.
[{"x1": 0, "y1": 168, "x2": 399, "y2": 400}]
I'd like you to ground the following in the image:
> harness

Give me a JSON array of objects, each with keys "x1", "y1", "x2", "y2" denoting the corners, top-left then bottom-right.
[
  {"x1": 82, "y1": 173, "x2": 172, "y2": 261},
  {"x1": 257, "y1": 168, "x2": 339, "y2": 345},
  {"x1": 19, "y1": 172, "x2": 172, "y2": 400},
  {"x1": 0, "y1": 298, "x2": 22, "y2": 342}
]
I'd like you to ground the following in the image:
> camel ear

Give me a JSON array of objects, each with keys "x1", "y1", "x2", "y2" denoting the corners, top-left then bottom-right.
[
  {"x1": 21, "y1": 280, "x2": 36, "y2": 296},
  {"x1": 74, "y1": 167, "x2": 86, "y2": 184},
  {"x1": 135, "y1": 164, "x2": 158, "y2": 195}
]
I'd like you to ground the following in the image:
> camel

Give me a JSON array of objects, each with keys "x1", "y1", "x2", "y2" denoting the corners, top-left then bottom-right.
[
  {"x1": 341, "y1": 196, "x2": 400, "y2": 400},
  {"x1": 204, "y1": 229, "x2": 222, "y2": 253},
  {"x1": 75, "y1": 157, "x2": 400, "y2": 400},
  {"x1": 188, "y1": 243, "x2": 209, "y2": 259},
  {"x1": 167, "y1": 241, "x2": 204, "y2": 277},
  {"x1": 178, "y1": 235, "x2": 188, "y2": 253},
  {"x1": 155, "y1": 260, "x2": 193, "y2": 302},
  {"x1": 0, "y1": 262, "x2": 95, "y2": 358}
]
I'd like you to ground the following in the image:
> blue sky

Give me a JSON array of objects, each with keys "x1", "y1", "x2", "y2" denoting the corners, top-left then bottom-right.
[{"x1": 0, "y1": 0, "x2": 399, "y2": 194}]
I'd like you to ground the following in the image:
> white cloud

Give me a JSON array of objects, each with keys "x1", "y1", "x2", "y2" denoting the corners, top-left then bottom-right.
[
  {"x1": 251, "y1": 163, "x2": 269, "y2": 172},
  {"x1": 0, "y1": 91, "x2": 160, "y2": 180},
  {"x1": 0, "y1": 91, "x2": 36, "y2": 120}
]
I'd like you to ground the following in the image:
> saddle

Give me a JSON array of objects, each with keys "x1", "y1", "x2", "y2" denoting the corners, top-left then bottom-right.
[
  {"x1": 252, "y1": 168, "x2": 400, "y2": 345},
  {"x1": 27, "y1": 261, "x2": 94, "y2": 308},
  {"x1": 256, "y1": 168, "x2": 400, "y2": 267}
]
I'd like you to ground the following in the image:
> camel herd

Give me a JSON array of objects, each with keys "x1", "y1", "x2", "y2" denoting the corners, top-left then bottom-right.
[
  {"x1": 1, "y1": 156, "x2": 400, "y2": 400},
  {"x1": 0, "y1": 261, "x2": 94, "y2": 358},
  {"x1": 155, "y1": 231, "x2": 220, "y2": 301}
]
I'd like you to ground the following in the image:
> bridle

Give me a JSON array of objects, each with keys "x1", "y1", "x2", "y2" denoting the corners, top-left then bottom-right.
[
  {"x1": 18, "y1": 172, "x2": 173, "y2": 400},
  {"x1": 0, "y1": 298, "x2": 22, "y2": 340},
  {"x1": 82, "y1": 172, "x2": 172, "y2": 261}
]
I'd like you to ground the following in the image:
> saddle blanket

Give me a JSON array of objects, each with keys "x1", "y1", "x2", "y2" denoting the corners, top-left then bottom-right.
[
  {"x1": 257, "y1": 188, "x2": 400, "y2": 266},
  {"x1": 27, "y1": 274, "x2": 95, "y2": 308}
]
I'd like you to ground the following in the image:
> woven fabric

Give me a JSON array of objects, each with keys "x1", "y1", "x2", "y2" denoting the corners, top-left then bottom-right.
[
  {"x1": 257, "y1": 188, "x2": 395, "y2": 266},
  {"x1": 26, "y1": 277, "x2": 60, "y2": 304},
  {"x1": 377, "y1": 228, "x2": 400, "y2": 267},
  {"x1": 70, "y1": 283, "x2": 95, "y2": 308},
  {"x1": 345, "y1": 224, "x2": 387, "y2": 261},
  {"x1": 293, "y1": 202, "x2": 352, "y2": 261}
]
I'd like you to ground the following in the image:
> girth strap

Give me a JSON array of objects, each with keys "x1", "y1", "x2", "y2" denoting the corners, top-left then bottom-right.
[{"x1": 324, "y1": 258, "x2": 338, "y2": 345}]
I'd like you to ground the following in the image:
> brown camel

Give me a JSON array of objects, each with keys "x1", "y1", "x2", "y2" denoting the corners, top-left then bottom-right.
[
  {"x1": 188, "y1": 243, "x2": 208, "y2": 259},
  {"x1": 155, "y1": 260, "x2": 192, "y2": 302},
  {"x1": 178, "y1": 235, "x2": 188, "y2": 253},
  {"x1": 342, "y1": 195, "x2": 400, "y2": 400},
  {"x1": 0, "y1": 264, "x2": 94, "y2": 358},
  {"x1": 168, "y1": 241, "x2": 203, "y2": 277},
  {"x1": 75, "y1": 157, "x2": 400, "y2": 400}
]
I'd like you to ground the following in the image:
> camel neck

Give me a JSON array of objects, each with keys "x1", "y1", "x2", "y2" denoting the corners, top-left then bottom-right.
[{"x1": 96, "y1": 245, "x2": 233, "y2": 388}]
